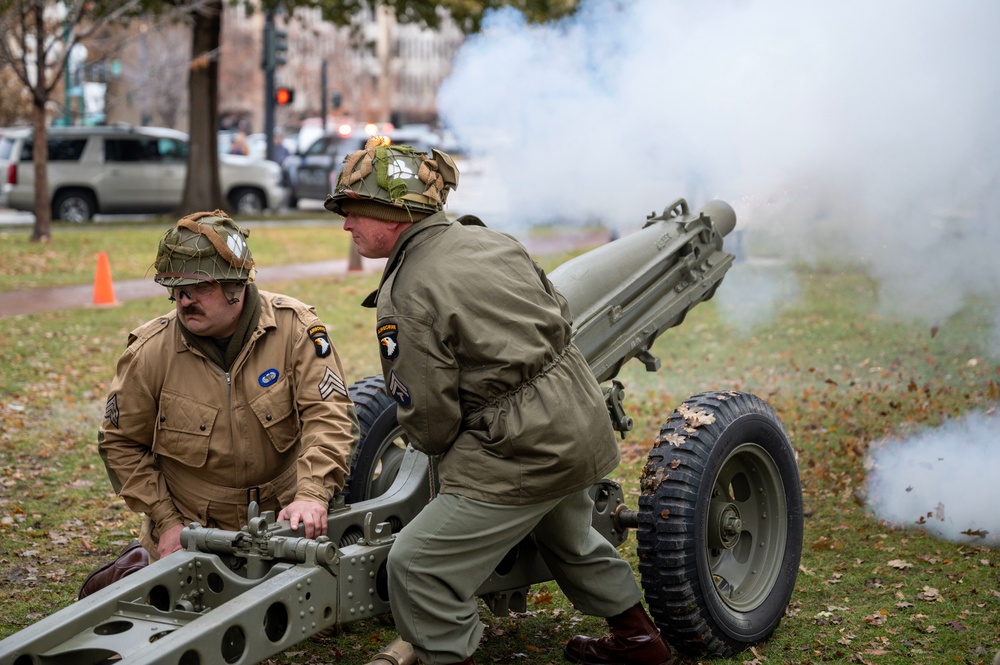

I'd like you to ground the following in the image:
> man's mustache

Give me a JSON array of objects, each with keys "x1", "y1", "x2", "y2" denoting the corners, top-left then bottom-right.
[{"x1": 180, "y1": 305, "x2": 203, "y2": 316}]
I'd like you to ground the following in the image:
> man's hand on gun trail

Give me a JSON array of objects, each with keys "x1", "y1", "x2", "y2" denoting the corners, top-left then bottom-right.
[
  {"x1": 279, "y1": 500, "x2": 329, "y2": 538},
  {"x1": 158, "y1": 524, "x2": 184, "y2": 559}
]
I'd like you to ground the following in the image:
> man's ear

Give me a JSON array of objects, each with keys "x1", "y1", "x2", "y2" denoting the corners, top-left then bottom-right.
[{"x1": 384, "y1": 220, "x2": 410, "y2": 234}]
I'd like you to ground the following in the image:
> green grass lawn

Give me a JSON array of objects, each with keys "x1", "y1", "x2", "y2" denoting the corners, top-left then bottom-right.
[{"x1": 0, "y1": 224, "x2": 998, "y2": 664}]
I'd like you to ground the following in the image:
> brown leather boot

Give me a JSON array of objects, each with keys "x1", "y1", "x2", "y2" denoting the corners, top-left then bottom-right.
[
  {"x1": 563, "y1": 603, "x2": 676, "y2": 665},
  {"x1": 78, "y1": 540, "x2": 149, "y2": 600}
]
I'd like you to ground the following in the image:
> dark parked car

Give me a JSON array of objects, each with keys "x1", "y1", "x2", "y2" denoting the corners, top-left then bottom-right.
[
  {"x1": 283, "y1": 133, "x2": 355, "y2": 208},
  {"x1": 284, "y1": 126, "x2": 446, "y2": 210}
]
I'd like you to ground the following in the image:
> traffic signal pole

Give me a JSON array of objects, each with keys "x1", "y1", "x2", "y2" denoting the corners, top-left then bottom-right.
[
  {"x1": 262, "y1": 12, "x2": 277, "y2": 162},
  {"x1": 262, "y1": 11, "x2": 288, "y2": 162}
]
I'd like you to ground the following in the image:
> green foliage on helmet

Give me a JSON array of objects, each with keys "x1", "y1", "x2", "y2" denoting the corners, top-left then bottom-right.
[
  {"x1": 325, "y1": 137, "x2": 459, "y2": 221},
  {"x1": 154, "y1": 210, "x2": 256, "y2": 286}
]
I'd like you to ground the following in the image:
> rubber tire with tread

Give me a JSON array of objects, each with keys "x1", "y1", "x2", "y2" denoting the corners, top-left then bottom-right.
[
  {"x1": 52, "y1": 189, "x2": 96, "y2": 222},
  {"x1": 229, "y1": 187, "x2": 265, "y2": 215},
  {"x1": 636, "y1": 391, "x2": 803, "y2": 658},
  {"x1": 346, "y1": 375, "x2": 410, "y2": 504}
]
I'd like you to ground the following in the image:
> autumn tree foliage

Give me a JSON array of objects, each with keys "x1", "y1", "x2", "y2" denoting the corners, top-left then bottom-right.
[
  {"x1": 0, "y1": 0, "x2": 142, "y2": 242},
  {"x1": 164, "y1": 0, "x2": 581, "y2": 217},
  {"x1": 0, "y1": 0, "x2": 579, "y2": 238}
]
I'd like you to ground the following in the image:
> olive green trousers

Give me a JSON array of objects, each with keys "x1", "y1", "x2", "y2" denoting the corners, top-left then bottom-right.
[{"x1": 386, "y1": 488, "x2": 643, "y2": 664}]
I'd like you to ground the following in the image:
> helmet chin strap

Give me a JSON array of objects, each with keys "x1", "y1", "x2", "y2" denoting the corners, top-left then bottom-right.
[{"x1": 222, "y1": 282, "x2": 246, "y2": 305}]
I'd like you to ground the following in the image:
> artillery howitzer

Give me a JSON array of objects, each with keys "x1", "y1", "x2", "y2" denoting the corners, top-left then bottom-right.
[{"x1": 0, "y1": 199, "x2": 803, "y2": 665}]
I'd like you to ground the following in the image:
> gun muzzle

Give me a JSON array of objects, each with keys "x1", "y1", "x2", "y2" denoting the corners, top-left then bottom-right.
[{"x1": 701, "y1": 199, "x2": 736, "y2": 237}]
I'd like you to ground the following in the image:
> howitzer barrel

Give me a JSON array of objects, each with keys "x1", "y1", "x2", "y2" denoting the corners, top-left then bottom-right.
[{"x1": 549, "y1": 198, "x2": 736, "y2": 383}]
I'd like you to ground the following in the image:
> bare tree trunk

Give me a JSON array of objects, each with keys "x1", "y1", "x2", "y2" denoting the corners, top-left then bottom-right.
[
  {"x1": 178, "y1": 0, "x2": 226, "y2": 215},
  {"x1": 29, "y1": 5, "x2": 51, "y2": 243},
  {"x1": 30, "y1": 98, "x2": 51, "y2": 243}
]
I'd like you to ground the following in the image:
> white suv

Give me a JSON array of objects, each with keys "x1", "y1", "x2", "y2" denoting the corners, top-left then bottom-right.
[{"x1": 0, "y1": 125, "x2": 286, "y2": 222}]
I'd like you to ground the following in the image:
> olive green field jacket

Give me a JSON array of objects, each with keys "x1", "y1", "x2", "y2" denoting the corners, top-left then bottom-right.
[{"x1": 368, "y1": 213, "x2": 620, "y2": 505}]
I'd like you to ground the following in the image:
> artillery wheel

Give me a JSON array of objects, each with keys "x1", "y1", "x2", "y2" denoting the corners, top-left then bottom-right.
[
  {"x1": 347, "y1": 375, "x2": 411, "y2": 503},
  {"x1": 637, "y1": 391, "x2": 802, "y2": 658}
]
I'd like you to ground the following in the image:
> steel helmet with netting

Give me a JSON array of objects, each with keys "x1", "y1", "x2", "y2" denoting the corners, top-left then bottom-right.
[
  {"x1": 153, "y1": 210, "x2": 256, "y2": 287},
  {"x1": 325, "y1": 136, "x2": 459, "y2": 222}
]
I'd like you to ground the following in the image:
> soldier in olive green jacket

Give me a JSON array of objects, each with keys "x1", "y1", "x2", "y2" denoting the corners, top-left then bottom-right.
[
  {"x1": 97, "y1": 212, "x2": 357, "y2": 571},
  {"x1": 326, "y1": 140, "x2": 675, "y2": 665}
]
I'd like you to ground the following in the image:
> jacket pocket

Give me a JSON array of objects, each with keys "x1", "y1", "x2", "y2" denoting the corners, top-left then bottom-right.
[
  {"x1": 464, "y1": 404, "x2": 514, "y2": 459},
  {"x1": 153, "y1": 390, "x2": 218, "y2": 468},
  {"x1": 248, "y1": 379, "x2": 298, "y2": 453}
]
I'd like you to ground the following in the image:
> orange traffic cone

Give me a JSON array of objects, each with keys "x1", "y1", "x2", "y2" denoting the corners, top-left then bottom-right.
[{"x1": 93, "y1": 251, "x2": 119, "y2": 307}]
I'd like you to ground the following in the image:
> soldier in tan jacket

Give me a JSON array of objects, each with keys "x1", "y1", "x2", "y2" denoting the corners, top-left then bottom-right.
[
  {"x1": 97, "y1": 211, "x2": 357, "y2": 568},
  {"x1": 326, "y1": 140, "x2": 675, "y2": 665}
]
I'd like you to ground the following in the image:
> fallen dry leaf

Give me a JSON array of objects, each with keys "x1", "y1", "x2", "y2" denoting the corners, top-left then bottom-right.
[
  {"x1": 962, "y1": 528, "x2": 990, "y2": 538},
  {"x1": 677, "y1": 403, "x2": 716, "y2": 427},
  {"x1": 811, "y1": 535, "x2": 844, "y2": 551},
  {"x1": 863, "y1": 611, "x2": 887, "y2": 626},
  {"x1": 657, "y1": 433, "x2": 686, "y2": 447}
]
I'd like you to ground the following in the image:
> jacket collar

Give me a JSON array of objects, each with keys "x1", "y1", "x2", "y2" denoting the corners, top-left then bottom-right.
[
  {"x1": 171, "y1": 288, "x2": 276, "y2": 353},
  {"x1": 386, "y1": 211, "x2": 451, "y2": 271},
  {"x1": 362, "y1": 211, "x2": 451, "y2": 308}
]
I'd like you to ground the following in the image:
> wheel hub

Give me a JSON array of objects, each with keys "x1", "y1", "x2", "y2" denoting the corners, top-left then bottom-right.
[{"x1": 710, "y1": 501, "x2": 743, "y2": 550}]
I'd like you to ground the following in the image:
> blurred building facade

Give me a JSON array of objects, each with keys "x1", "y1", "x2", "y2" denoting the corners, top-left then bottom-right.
[{"x1": 100, "y1": 6, "x2": 464, "y2": 138}]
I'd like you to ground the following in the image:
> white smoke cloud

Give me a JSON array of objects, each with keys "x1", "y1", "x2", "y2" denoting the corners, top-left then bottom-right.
[
  {"x1": 437, "y1": 0, "x2": 1000, "y2": 348},
  {"x1": 865, "y1": 410, "x2": 1000, "y2": 546},
  {"x1": 437, "y1": 1, "x2": 1000, "y2": 544}
]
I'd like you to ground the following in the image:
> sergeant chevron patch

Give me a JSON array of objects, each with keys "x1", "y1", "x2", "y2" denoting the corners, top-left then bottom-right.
[
  {"x1": 319, "y1": 366, "x2": 347, "y2": 400},
  {"x1": 105, "y1": 393, "x2": 120, "y2": 429},
  {"x1": 388, "y1": 369, "x2": 410, "y2": 407}
]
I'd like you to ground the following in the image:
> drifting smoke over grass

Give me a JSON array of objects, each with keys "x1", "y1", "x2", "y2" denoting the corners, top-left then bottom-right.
[
  {"x1": 438, "y1": 0, "x2": 1000, "y2": 547},
  {"x1": 865, "y1": 410, "x2": 1000, "y2": 547},
  {"x1": 438, "y1": 0, "x2": 1000, "y2": 351}
]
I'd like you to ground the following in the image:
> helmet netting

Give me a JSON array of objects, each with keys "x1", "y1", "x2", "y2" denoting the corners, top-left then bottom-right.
[
  {"x1": 154, "y1": 211, "x2": 256, "y2": 285},
  {"x1": 335, "y1": 137, "x2": 458, "y2": 213}
]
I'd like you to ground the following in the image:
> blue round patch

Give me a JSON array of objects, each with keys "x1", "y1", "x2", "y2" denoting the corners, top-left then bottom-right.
[{"x1": 258, "y1": 368, "x2": 280, "y2": 387}]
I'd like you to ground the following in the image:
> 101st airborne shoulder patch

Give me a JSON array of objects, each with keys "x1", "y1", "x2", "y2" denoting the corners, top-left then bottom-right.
[
  {"x1": 308, "y1": 325, "x2": 333, "y2": 358},
  {"x1": 377, "y1": 322, "x2": 399, "y2": 361}
]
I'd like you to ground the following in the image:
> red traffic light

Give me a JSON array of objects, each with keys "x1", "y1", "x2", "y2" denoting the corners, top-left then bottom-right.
[{"x1": 275, "y1": 87, "x2": 294, "y2": 105}]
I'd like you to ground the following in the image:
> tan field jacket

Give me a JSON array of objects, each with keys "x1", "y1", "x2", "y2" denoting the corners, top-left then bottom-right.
[{"x1": 99, "y1": 291, "x2": 358, "y2": 553}]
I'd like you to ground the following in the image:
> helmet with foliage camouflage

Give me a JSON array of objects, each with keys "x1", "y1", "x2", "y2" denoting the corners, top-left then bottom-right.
[
  {"x1": 325, "y1": 136, "x2": 459, "y2": 222},
  {"x1": 153, "y1": 210, "x2": 256, "y2": 287}
]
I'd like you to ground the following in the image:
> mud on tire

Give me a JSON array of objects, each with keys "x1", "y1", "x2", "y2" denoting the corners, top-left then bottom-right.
[{"x1": 636, "y1": 391, "x2": 803, "y2": 658}]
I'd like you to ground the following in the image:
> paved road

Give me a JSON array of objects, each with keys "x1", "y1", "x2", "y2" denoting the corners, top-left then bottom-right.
[{"x1": 0, "y1": 230, "x2": 609, "y2": 318}]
